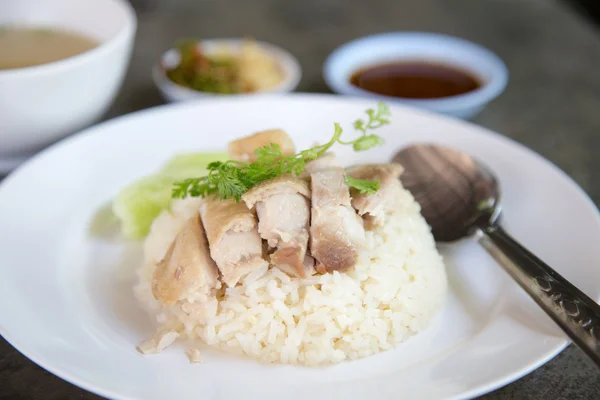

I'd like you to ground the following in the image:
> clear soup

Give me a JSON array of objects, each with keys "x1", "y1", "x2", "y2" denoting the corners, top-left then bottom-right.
[{"x1": 0, "y1": 26, "x2": 99, "y2": 70}]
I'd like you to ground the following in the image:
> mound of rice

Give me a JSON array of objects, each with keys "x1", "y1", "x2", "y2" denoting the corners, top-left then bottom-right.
[{"x1": 134, "y1": 184, "x2": 447, "y2": 366}]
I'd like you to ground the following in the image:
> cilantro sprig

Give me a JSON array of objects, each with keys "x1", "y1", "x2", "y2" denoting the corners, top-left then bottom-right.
[
  {"x1": 345, "y1": 176, "x2": 381, "y2": 195},
  {"x1": 172, "y1": 102, "x2": 390, "y2": 201}
]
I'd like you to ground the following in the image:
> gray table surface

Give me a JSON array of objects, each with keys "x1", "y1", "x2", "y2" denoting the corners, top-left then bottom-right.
[{"x1": 2, "y1": 0, "x2": 600, "y2": 398}]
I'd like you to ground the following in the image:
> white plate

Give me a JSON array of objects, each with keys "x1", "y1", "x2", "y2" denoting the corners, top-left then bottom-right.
[{"x1": 0, "y1": 94, "x2": 598, "y2": 400}]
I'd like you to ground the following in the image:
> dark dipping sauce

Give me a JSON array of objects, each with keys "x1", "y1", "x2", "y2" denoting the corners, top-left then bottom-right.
[{"x1": 350, "y1": 62, "x2": 481, "y2": 99}]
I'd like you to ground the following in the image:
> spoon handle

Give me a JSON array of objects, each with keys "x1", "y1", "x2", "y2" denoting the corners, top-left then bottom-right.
[{"x1": 478, "y1": 224, "x2": 600, "y2": 367}]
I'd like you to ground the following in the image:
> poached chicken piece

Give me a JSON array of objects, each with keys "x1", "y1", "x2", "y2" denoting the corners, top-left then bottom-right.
[
  {"x1": 302, "y1": 152, "x2": 340, "y2": 175},
  {"x1": 151, "y1": 214, "x2": 219, "y2": 306},
  {"x1": 346, "y1": 163, "x2": 404, "y2": 227},
  {"x1": 199, "y1": 196, "x2": 268, "y2": 287},
  {"x1": 242, "y1": 176, "x2": 314, "y2": 278},
  {"x1": 228, "y1": 129, "x2": 295, "y2": 163},
  {"x1": 309, "y1": 167, "x2": 365, "y2": 273}
]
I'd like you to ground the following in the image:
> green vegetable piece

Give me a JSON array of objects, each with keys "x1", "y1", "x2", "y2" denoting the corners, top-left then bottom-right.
[
  {"x1": 345, "y1": 176, "x2": 381, "y2": 195},
  {"x1": 112, "y1": 175, "x2": 175, "y2": 240},
  {"x1": 160, "y1": 152, "x2": 227, "y2": 179},
  {"x1": 352, "y1": 134, "x2": 384, "y2": 151},
  {"x1": 113, "y1": 152, "x2": 227, "y2": 239}
]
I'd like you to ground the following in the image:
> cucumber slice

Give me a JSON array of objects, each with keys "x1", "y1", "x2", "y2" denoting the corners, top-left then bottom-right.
[
  {"x1": 113, "y1": 152, "x2": 227, "y2": 240},
  {"x1": 160, "y1": 152, "x2": 227, "y2": 179}
]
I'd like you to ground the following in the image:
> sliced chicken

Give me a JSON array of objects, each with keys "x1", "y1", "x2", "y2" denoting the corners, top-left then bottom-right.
[
  {"x1": 152, "y1": 214, "x2": 219, "y2": 307},
  {"x1": 309, "y1": 168, "x2": 365, "y2": 273},
  {"x1": 228, "y1": 129, "x2": 295, "y2": 163},
  {"x1": 242, "y1": 176, "x2": 314, "y2": 278},
  {"x1": 302, "y1": 152, "x2": 340, "y2": 176},
  {"x1": 199, "y1": 196, "x2": 268, "y2": 286},
  {"x1": 346, "y1": 163, "x2": 404, "y2": 226}
]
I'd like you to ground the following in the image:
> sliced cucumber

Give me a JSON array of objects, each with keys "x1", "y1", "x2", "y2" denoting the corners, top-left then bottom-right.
[{"x1": 113, "y1": 152, "x2": 227, "y2": 240}]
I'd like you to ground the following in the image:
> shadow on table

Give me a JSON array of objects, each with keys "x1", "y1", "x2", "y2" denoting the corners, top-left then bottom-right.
[
  {"x1": 104, "y1": 84, "x2": 165, "y2": 121},
  {"x1": 561, "y1": 0, "x2": 600, "y2": 28}
]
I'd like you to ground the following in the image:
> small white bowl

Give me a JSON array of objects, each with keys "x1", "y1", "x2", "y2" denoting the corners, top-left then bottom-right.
[
  {"x1": 323, "y1": 32, "x2": 508, "y2": 119},
  {"x1": 0, "y1": 0, "x2": 136, "y2": 163},
  {"x1": 153, "y1": 39, "x2": 302, "y2": 103}
]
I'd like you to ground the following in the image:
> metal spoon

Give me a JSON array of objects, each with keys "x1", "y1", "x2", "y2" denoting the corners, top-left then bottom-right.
[{"x1": 393, "y1": 144, "x2": 600, "y2": 367}]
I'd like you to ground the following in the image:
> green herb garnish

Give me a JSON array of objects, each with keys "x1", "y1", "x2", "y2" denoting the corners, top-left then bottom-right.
[
  {"x1": 345, "y1": 176, "x2": 381, "y2": 195},
  {"x1": 172, "y1": 102, "x2": 391, "y2": 201}
]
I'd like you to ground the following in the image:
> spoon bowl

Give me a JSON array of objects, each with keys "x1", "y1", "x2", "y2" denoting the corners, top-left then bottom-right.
[
  {"x1": 394, "y1": 143, "x2": 600, "y2": 368},
  {"x1": 393, "y1": 144, "x2": 500, "y2": 242}
]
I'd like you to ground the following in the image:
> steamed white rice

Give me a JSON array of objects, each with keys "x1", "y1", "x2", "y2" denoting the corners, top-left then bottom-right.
[{"x1": 135, "y1": 185, "x2": 447, "y2": 366}]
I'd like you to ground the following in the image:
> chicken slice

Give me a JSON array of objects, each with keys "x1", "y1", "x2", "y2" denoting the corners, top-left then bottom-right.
[
  {"x1": 302, "y1": 152, "x2": 340, "y2": 176},
  {"x1": 200, "y1": 196, "x2": 268, "y2": 286},
  {"x1": 152, "y1": 214, "x2": 219, "y2": 307},
  {"x1": 242, "y1": 176, "x2": 314, "y2": 278},
  {"x1": 309, "y1": 168, "x2": 365, "y2": 273},
  {"x1": 228, "y1": 129, "x2": 295, "y2": 163},
  {"x1": 346, "y1": 163, "x2": 404, "y2": 227}
]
